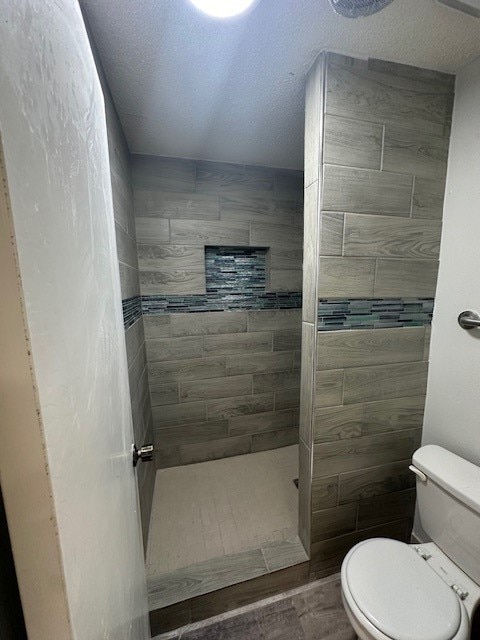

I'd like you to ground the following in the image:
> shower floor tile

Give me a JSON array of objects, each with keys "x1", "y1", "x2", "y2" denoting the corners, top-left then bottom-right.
[{"x1": 146, "y1": 445, "x2": 306, "y2": 609}]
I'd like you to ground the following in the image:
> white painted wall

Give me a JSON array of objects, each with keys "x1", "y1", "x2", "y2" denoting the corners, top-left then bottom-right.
[
  {"x1": 422, "y1": 54, "x2": 480, "y2": 467},
  {"x1": 0, "y1": 1, "x2": 149, "y2": 638}
]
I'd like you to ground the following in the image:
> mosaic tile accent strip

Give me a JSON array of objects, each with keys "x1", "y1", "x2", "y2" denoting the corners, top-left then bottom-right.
[
  {"x1": 317, "y1": 298, "x2": 434, "y2": 331},
  {"x1": 141, "y1": 292, "x2": 302, "y2": 314},
  {"x1": 125, "y1": 295, "x2": 434, "y2": 329},
  {"x1": 122, "y1": 295, "x2": 142, "y2": 329},
  {"x1": 205, "y1": 246, "x2": 267, "y2": 294}
]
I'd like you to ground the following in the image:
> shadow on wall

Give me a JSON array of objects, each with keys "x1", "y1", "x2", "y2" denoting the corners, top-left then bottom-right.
[{"x1": 0, "y1": 487, "x2": 27, "y2": 639}]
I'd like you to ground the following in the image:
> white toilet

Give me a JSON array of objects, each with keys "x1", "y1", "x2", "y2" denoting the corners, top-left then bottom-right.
[{"x1": 341, "y1": 445, "x2": 480, "y2": 640}]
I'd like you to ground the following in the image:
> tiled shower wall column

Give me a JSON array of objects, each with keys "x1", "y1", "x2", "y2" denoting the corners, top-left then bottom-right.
[
  {"x1": 300, "y1": 52, "x2": 454, "y2": 575},
  {"x1": 132, "y1": 156, "x2": 304, "y2": 468},
  {"x1": 299, "y1": 53, "x2": 325, "y2": 552}
]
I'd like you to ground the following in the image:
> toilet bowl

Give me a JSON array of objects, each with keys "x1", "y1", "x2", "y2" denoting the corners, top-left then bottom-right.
[
  {"x1": 339, "y1": 446, "x2": 480, "y2": 640},
  {"x1": 341, "y1": 539, "x2": 472, "y2": 640}
]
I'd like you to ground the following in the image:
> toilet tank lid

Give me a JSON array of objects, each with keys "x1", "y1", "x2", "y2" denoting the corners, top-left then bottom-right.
[{"x1": 413, "y1": 445, "x2": 480, "y2": 515}]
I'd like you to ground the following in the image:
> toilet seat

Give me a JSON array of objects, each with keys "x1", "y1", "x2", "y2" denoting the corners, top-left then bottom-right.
[{"x1": 341, "y1": 538, "x2": 470, "y2": 640}]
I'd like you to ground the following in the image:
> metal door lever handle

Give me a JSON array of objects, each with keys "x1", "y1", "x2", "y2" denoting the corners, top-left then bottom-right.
[
  {"x1": 132, "y1": 444, "x2": 154, "y2": 467},
  {"x1": 458, "y1": 310, "x2": 480, "y2": 330}
]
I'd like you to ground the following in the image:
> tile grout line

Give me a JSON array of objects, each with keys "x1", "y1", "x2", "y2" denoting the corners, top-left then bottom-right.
[
  {"x1": 259, "y1": 545, "x2": 271, "y2": 573},
  {"x1": 410, "y1": 175, "x2": 416, "y2": 217},
  {"x1": 380, "y1": 124, "x2": 386, "y2": 171},
  {"x1": 373, "y1": 257, "x2": 379, "y2": 297},
  {"x1": 341, "y1": 212, "x2": 346, "y2": 257}
]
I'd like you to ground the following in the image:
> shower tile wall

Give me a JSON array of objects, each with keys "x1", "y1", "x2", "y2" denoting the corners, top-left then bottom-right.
[
  {"x1": 301, "y1": 53, "x2": 453, "y2": 576},
  {"x1": 131, "y1": 157, "x2": 304, "y2": 468},
  {"x1": 98, "y1": 58, "x2": 155, "y2": 543}
]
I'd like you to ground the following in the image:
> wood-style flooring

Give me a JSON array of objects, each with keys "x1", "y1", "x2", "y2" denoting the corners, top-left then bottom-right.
[
  {"x1": 146, "y1": 446, "x2": 307, "y2": 609},
  {"x1": 153, "y1": 574, "x2": 356, "y2": 640}
]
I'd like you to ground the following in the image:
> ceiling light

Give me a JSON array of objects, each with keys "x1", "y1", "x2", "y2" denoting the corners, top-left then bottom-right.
[{"x1": 189, "y1": 0, "x2": 260, "y2": 18}]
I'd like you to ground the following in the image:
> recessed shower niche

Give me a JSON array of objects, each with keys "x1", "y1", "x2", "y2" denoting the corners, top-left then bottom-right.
[{"x1": 205, "y1": 246, "x2": 268, "y2": 295}]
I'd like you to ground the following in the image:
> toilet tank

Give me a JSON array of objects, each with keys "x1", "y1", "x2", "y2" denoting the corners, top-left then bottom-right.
[{"x1": 413, "y1": 445, "x2": 480, "y2": 585}]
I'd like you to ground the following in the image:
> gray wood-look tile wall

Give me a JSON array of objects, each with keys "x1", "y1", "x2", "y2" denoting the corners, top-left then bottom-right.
[
  {"x1": 132, "y1": 156, "x2": 304, "y2": 295},
  {"x1": 145, "y1": 310, "x2": 301, "y2": 468},
  {"x1": 300, "y1": 52, "x2": 453, "y2": 577},
  {"x1": 319, "y1": 53, "x2": 453, "y2": 300},
  {"x1": 299, "y1": 53, "x2": 325, "y2": 554},
  {"x1": 131, "y1": 157, "x2": 305, "y2": 467},
  {"x1": 93, "y1": 36, "x2": 155, "y2": 548}
]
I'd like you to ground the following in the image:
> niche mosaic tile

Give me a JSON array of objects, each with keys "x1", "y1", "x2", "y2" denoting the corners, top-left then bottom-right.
[
  {"x1": 138, "y1": 246, "x2": 303, "y2": 314},
  {"x1": 205, "y1": 246, "x2": 267, "y2": 293},
  {"x1": 122, "y1": 296, "x2": 142, "y2": 329},
  {"x1": 317, "y1": 298, "x2": 434, "y2": 331}
]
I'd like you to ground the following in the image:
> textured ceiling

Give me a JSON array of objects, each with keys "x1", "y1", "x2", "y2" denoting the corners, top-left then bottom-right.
[{"x1": 81, "y1": 0, "x2": 480, "y2": 169}]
